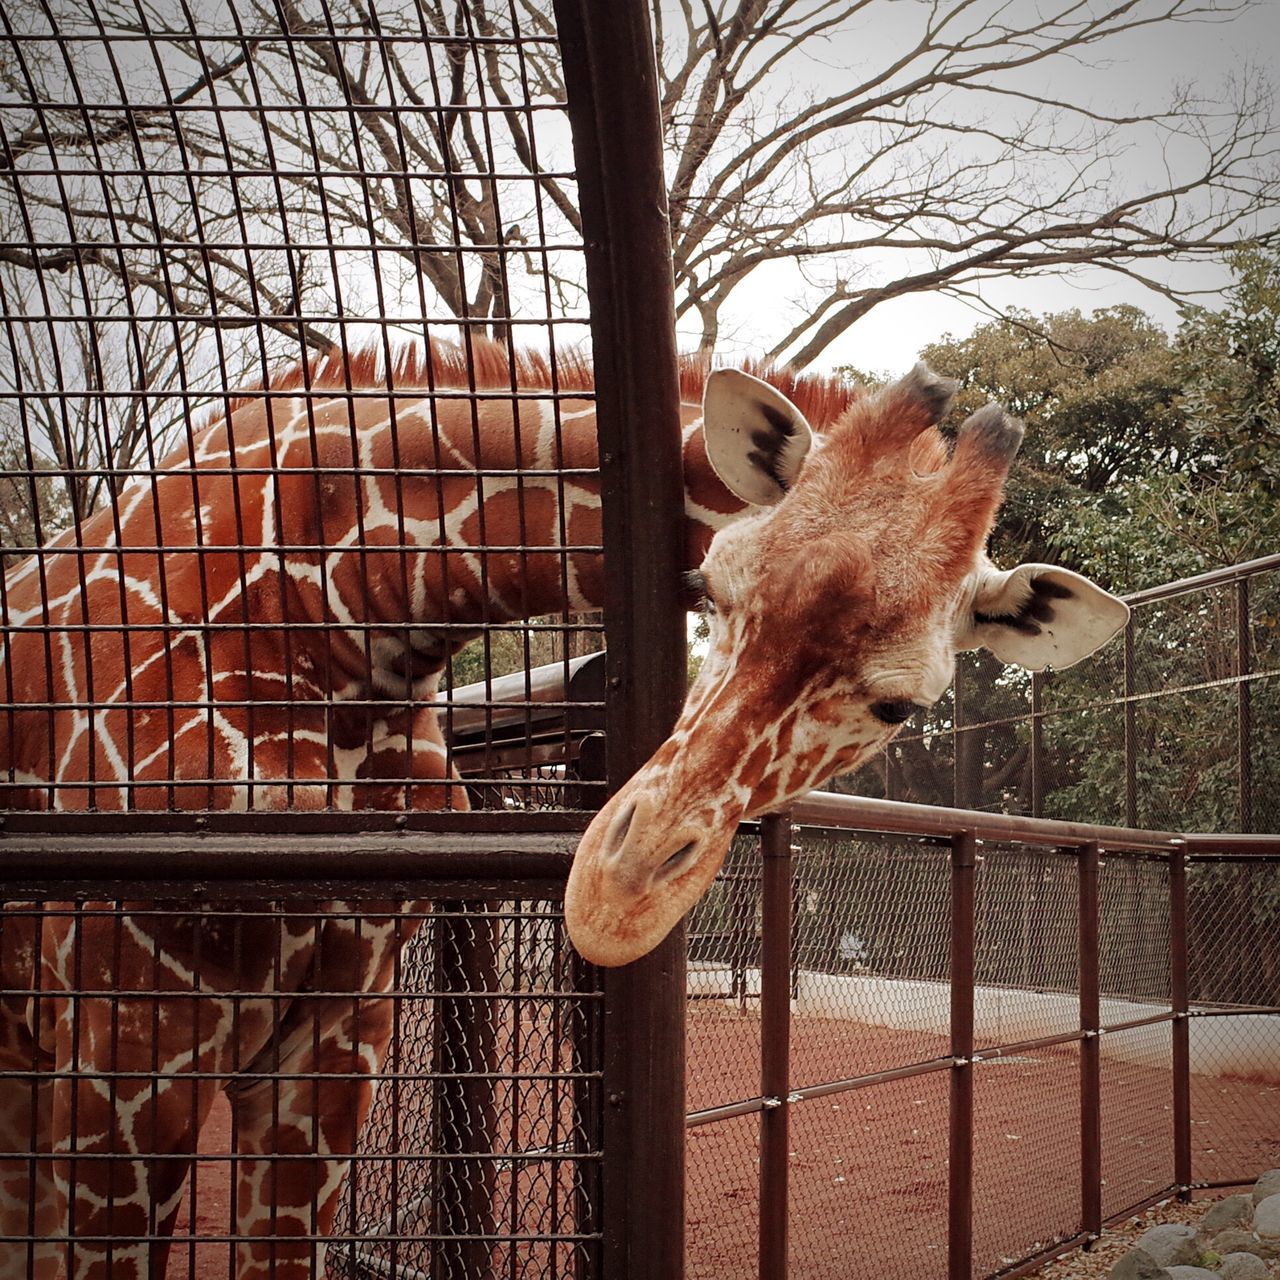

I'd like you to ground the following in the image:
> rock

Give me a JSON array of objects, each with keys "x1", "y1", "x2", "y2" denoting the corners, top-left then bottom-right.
[
  {"x1": 1252, "y1": 1169, "x2": 1280, "y2": 1206},
  {"x1": 1254, "y1": 1193, "x2": 1280, "y2": 1239},
  {"x1": 1108, "y1": 1248, "x2": 1172, "y2": 1280},
  {"x1": 1201, "y1": 1194, "x2": 1255, "y2": 1236},
  {"x1": 1218, "y1": 1252, "x2": 1270, "y2": 1280},
  {"x1": 1209, "y1": 1228, "x2": 1276, "y2": 1260},
  {"x1": 1165, "y1": 1269, "x2": 1222, "y2": 1280},
  {"x1": 1135, "y1": 1224, "x2": 1200, "y2": 1268}
]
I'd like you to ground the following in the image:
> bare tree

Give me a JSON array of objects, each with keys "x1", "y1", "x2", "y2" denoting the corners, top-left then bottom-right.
[{"x1": 654, "y1": 0, "x2": 1279, "y2": 365}]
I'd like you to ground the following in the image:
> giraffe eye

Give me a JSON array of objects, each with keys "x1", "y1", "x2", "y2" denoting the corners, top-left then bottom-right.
[
  {"x1": 682, "y1": 569, "x2": 718, "y2": 614},
  {"x1": 870, "y1": 699, "x2": 916, "y2": 725}
]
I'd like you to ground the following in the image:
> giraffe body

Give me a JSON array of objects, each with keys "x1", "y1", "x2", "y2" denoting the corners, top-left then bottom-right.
[{"x1": 0, "y1": 342, "x2": 833, "y2": 1278}]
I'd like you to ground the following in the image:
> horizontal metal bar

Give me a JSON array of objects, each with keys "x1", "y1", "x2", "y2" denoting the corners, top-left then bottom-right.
[
  {"x1": 0, "y1": 809, "x2": 595, "y2": 835},
  {"x1": 1123, "y1": 552, "x2": 1280, "y2": 605},
  {"x1": 684, "y1": 1096, "x2": 766, "y2": 1128},
  {"x1": 0, "y1": 831, "x2": 577, "y2": 883},
  {"x1": 790, "y1": 791, "x2": 1180, "y2": 852},
  {"x1": 787, "y1": 1054, "x2": 955, "y2": 1103},
  {"x1": 1182, "y1": 833, "x2": 1280, "y2": 856}
]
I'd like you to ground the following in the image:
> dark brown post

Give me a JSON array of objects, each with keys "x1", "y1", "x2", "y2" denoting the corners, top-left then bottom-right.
[
  {"x1": 1123, "y1": 619, "x2": 1137, "y2": 828},
  {"x1": 948, "y1": 830, "x2": 977, "y2": 1280},
  {"x1": 1237, "y1": 578, "x2": 1253, "y2": 833},
  {"x1": 1030, "y1": 671, "x2": 1045, "y2": 819},
  {"x1": 1170, "y1": 842, "x2": 1192, "y2": 1199},
  {"x1": 759, "y1": 813, "x2": 794, "y2": 1280},
  {"x1": 555, "y1": 4, "x2": 687, "y2": 1278},
  {"x1": 1078, "y1": 842, "x2": 1102, "y2": 1238}
]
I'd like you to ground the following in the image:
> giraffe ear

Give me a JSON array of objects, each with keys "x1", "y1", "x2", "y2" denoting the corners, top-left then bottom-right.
[
  {"x1": 702, "y1": 369, "x2": 814, "y2": 506},
  {"x1": 958, "y1": 563, "x2": 1129, "y2": 672}
]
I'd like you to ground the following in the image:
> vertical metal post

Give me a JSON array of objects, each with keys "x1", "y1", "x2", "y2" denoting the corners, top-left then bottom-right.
[
  {"x1": 1078, "y1": 842, "x2": 1102, "y2": 1238},
  {"x1": 759, "y1": 813, "x2": 793, "y2": 1280},
  {"x1": 1237, "y1": 578, "x2": 1253, "y2": 833},
  {"x1": 948, "y1": 830, "x2": 977, "y2": 1280},
  {"x1": 1123, "y1": 619, "x2": 1137, "y2": 828},
  {"x1": 555, "y1": 5, "x2": 687, "y2": 1279},
  {"x1": 1030, "y1": 671, "x2": 1044, "y2": 819},
  {"x1": 1170, "y1": 842, "x2": 1192, "y2": 1200},
  {"x1": 952, "y1": 661, "x2": 965, "y2": 809}
]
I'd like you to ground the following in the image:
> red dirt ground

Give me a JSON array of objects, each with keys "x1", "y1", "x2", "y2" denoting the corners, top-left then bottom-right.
[{"x1": 164, "y1": 1007, "x2": 1279, "y2": 1280}]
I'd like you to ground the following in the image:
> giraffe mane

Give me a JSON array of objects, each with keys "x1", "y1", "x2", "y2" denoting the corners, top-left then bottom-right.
[{"x1": 219, "y1": 337, "x2": 864, "y2": 431}]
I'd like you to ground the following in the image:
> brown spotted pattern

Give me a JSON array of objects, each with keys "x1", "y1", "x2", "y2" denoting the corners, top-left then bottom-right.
[{"x1": 0, "y1": 341, "x2": 864, "y2": 1278}]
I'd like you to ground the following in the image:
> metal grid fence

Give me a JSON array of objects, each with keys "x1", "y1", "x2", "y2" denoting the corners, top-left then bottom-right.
[
  {"x1": 0, "y1": 859, "x2": 601, "y2": 1280},
  {"x1": 845, "y1": 554, "x2": 1280, "y2": 836},
  {"x1": 0, "y1": 0, "x2": 620, "y2": 817},
  {"x1": 685, "y1": 804, "x2": 1280, "y2": 1280}
]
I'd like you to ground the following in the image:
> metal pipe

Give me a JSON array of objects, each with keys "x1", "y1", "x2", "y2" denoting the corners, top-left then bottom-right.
[
  {"x1": 1079, "y1": 841, "x2": 1102, "y2": 1238},
  {"x1": 948, "y1": 830, "x2": 977, "y2": 1280},
  {"x1": 791, "y1": 790, "x2": 1179, "y2": 852},
  {"x1": 1121, "y1": 551, "x2": 1280, "y2": 606},
  {"x1": 1170, "y1": 842, "x2": 1192, "y2": 1199},
  {"x1": 759, "y1": 814, "x2": 793, "y2": 1280}
]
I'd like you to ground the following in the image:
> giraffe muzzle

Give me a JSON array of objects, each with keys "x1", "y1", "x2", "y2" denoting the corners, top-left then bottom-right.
[{"x1": 565, "y1": 787, "x2": 731, "y2": 967}]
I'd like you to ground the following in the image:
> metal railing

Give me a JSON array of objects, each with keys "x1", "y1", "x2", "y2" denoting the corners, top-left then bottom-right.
[{"x1": 435, "y1": 642, "x2": 1279, "y2": 1280}]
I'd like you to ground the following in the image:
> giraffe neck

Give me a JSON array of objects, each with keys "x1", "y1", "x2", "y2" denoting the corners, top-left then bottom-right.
[{"x1": 212, "y1": 387, "x2": 745, "y2": 696}]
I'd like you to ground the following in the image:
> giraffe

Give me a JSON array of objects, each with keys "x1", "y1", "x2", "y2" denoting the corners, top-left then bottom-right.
[
  {"x1": 565, "y1": 364, "x2": 1130, "y2": 966},
  {"x1": 0, "y1": 339, "x2": 859, "y2": 1279}
]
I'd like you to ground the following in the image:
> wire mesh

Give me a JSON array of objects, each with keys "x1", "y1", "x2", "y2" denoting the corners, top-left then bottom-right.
[
  {"x1": 835, "y1": 559, "x2": 1280, "y2": 834},
  {"x1": 0, "y1": 0, "x2": 616, "y2": 818},
  {"x1": 683, "y1": 821, "x2": 1279, "y2": 1280},
  {"x1": 0, "y1": 888, "x2": 600, "y2": 1279},
  {"x1": 787, "y1": 1073, "x2": 950, "y2": 1280},
  {"x1": 971, "y1": 1045, "x2": 1081, "y2": 1276}
]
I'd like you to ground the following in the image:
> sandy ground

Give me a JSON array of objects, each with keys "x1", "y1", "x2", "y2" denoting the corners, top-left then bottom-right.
[{"x1": 152, "y1": 1005, "x2": 1278, "y2": 1279}]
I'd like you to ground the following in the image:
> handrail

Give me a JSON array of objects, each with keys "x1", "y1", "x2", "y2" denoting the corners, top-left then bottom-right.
[
  {"x1": 789, "y1": 790, "x2": 1180, "y2": 851},
  {"x1": 1122, "y1": 551, "x2": 1280, "y2": 607}
]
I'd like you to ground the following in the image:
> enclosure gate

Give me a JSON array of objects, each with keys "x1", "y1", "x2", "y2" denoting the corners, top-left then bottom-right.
[{"x1": 0, "y1": 3, "x2": 688, "y2": 1277}]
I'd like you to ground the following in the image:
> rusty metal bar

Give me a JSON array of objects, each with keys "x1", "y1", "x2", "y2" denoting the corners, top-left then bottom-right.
[
  {"x1": 759, "y1": 813, "x2": 793, "y2": 1280},
  {"x1": 1170, "y1": 841, "x2": 1192, "y2": 1199},
  {"x1": 791, "y1": 790, "x2": 1178, "y2": 852},
  {"x1": 554, "y1": 6, "x2": 686, "y2": 1280},
  {"x1": 1124, "y1": 618, "x2": 1138, "y2": 829},
  {"x1": 948, "y1": 829, "x2": 977, "y2": 1280},
  {"x1": 1237, "y1": 580, "x2": 1253, "y2": 834},
  {"x1": 1078, "y1": 841, "x2": 1102, "y2": 1239}
]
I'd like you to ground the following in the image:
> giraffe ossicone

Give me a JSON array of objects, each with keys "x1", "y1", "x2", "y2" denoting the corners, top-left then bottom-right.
[{"x1": 565, "y1": 363, "x2": 1129, "y2": 968}]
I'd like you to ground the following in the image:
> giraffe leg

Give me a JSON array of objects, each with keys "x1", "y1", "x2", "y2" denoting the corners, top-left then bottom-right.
[
  {"x1": 228, "y1": 920, "x2": 401, "y2": 1280},
  {"x1": 0, "y1": 1028, "x2": 62, "y2": 1280},
  {"x1": 49, "y1": 999, "x2": 224, "y2": 1280}
]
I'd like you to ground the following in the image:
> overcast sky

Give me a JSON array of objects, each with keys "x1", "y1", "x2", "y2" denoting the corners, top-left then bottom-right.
[{"x1": 674, "y1": 0, "x2": 1277, "y2": 376}]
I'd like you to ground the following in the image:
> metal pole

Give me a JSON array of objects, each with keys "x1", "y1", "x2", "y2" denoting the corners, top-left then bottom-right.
[
  {"x1": 1237, "y1": 578, "x2": 1253, "y2": 833},
  {"x1": 554, "y1": 5, "x2": 687, "y2": 1279},
  {"x1": 1031, "y1": 671, "x2": 1044, "y2": 819},
  {"x1": 759, "y1": 813, "x2": 794, "y2": 1280},
  {"x1": 948, "y1": 830, "x2": 977, "y2": 1280},
  {"x1": 1170, "y1": 842, "x2": 1192, "y2": 1200},
  {"x1": 1078, "y1": 842, "x2": 1102, "y2": 1238},
  {"x1": 1123, "y1": 619, "x2": 1137, "y2": 829}
]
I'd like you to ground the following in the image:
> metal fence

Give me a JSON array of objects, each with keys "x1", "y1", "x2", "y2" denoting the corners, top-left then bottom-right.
[
  {"x1": 843, "y1": 553, "x2": 1280, "y2": 836},
  {"x1": 685, "y1": 800, "x2": 1280, "y2": 1280},
  {"x1": 0, "y1": 2, "x2": 689, "y2": 1276}
]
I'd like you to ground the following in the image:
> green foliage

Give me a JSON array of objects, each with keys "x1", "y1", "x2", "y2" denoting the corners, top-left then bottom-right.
[{"x1": 836, "y1": 256, "x2": 1280, "y2": 840}]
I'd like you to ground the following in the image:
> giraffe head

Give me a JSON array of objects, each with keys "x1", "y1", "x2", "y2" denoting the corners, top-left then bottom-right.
[{"x1": 566, "y1": 365, "x2": 1129, "y2": 966}]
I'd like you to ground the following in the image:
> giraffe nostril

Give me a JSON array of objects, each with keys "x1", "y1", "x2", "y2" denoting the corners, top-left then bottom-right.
[
  {"x1": 604, "y1": 798, "x2": 638, "y2": 858},
  {"x1": 658, "y1": 839, "x2": 698, "y2": 880}
]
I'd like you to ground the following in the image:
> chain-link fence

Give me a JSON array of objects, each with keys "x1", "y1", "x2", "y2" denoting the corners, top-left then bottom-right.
[
  {"x1": 0, "y1": 854, "x2": 602, "y2": 1279},
  {"x1": 685, "y1": 805, "x2": 1280, "y2": 1280},
  {"x1": 841, "y1": 555, "x2": 1280, "y2": 837}
]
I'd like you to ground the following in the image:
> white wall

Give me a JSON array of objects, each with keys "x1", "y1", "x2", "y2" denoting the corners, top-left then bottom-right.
[{"x1": 687, "y1": 963, "x2": 1280, "y2": 1084}]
